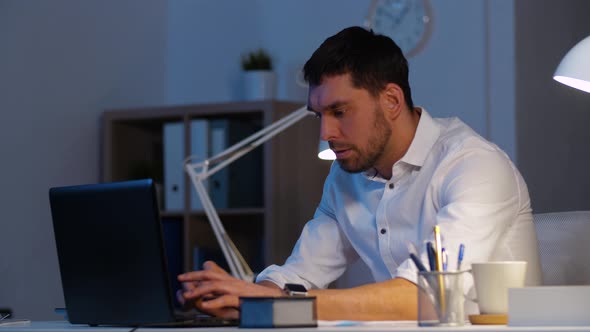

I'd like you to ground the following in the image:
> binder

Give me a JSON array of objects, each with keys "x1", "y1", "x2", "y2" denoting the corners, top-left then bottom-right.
[
  {"x1": 227, "y1": 119, "x2": 262, "y2": 208},
  {"x1": 163, "y1": 120, "x2": 209, "y2": 211},
  {"x1": 163, "y1": 122, "x2": 184, "y2": 212},
  {"x1": 189, "y1": 120, "x2": 209, "y2": 210},
  {"x1": 209, "y1": 119, "x2": 229, "y2": 209},
  {"x1": 165, "y1": 118, "x2": 263, "y2": 211}
]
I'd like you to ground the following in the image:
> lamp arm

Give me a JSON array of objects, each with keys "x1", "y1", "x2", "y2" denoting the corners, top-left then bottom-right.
[
  {"x1": 184, "y1": 105, "x2": 311, "y2": 280},
  {"x1": 186, "y1": 106, "x2": 311, "y2": 179},
  {"x1": 186, "y1": 169, "x2": 252, "y2": 280}
]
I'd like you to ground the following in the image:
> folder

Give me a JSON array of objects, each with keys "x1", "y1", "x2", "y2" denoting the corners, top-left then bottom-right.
[
  {"x1": 209, "y1": 119, "x2": 229, "y2": 209},
  {"x1": 163, "y1": 122, "x2": 184, "y2": 212},
  {"x1": 190, "y1": 119, "x2": 209, "y2": 210},
  {"x1": 164, "y1": 120, "x2": 210, "y2": 211}
]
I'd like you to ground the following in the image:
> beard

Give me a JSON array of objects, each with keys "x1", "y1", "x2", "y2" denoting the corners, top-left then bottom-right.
[{"x1": 333, "y1": 105, "x2": 392, "y2": 173}]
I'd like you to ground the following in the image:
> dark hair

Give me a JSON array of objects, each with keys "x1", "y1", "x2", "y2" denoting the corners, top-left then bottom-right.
[{"x1": 303, "y1": 26, "x2": 414, "y2": 110}]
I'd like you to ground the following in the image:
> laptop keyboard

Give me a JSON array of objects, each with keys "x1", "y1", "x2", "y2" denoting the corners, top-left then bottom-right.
[{"x1": 173, "y1": 311, "x2": 238, "y2": 327}]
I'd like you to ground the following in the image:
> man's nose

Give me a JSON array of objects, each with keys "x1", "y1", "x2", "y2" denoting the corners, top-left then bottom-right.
[{"x1": 320, "y1": 117, "x2": 338, "y2": 141}]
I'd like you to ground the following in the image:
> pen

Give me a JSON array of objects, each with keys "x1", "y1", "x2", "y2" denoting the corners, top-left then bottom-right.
[
  {"x1": 456, "y1": 243, "x2": 465, "y2": 271},
  {"x1": 410, "y1": 252, "x2": 437, "y2": 298},
  {"x1": 442, "y1": 247, "x2": 448, "y2": 271},
  {"x1": 405, "y1": 241, "x2": 420, "y2": 257},
  {"x1": 426, "y1": 241, "x2": 436, "y2": 271},
  {"x1": 409, "y1": 253, "x2": 428, "y2": 272}
]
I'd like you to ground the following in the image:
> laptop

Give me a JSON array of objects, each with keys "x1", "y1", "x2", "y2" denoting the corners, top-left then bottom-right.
[{"x1": 49, "y1": 178, "x2": 238, "y2": 327}]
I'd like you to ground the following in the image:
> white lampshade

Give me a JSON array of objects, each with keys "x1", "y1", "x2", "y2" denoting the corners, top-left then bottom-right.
[
  {"x1": 553, "y1": 35, "x2": 590, "y2": 93},
  {"x1": 318, "y1": 140, "x2": 336, "y2": 160}
]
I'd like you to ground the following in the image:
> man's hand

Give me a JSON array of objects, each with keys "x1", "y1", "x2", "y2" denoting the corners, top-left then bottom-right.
[{"x1": 177, "y1": 261, "x2": 282, "y2": 319}]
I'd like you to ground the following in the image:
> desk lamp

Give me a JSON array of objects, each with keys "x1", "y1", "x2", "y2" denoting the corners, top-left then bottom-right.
[
  {"x1": 553, "y1": 35, "x2": 590, "y2": 93},
  {"x1": 184, "y1": 106, "x2": 335, "y2": 281},
  {"x1": 318, "y1": 140, "x2": 336, "y2": 160}
]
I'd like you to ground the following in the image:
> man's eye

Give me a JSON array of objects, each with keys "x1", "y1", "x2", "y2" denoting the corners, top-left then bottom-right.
[{"x1": 334, "y1": 109, "x2": 347, "y2": 117}]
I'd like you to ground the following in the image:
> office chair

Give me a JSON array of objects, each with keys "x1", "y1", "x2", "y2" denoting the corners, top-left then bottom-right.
[{"x1": 534, "y1": 211, "x2": 590, "y2": 285}]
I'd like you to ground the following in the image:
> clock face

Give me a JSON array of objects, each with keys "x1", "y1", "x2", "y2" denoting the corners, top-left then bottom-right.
[{"x1": 366, "y1": 0, "x2": 432, "y2": 57}]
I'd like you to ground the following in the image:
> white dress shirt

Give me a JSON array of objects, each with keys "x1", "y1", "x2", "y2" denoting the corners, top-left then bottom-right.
[{"x1": 256, "y1": 109, "x2": 542, "y2": 294}]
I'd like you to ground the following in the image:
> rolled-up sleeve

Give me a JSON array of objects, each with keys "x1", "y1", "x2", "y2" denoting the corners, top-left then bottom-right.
[{"x1": 256, "y1": 170, "x2": 359, "y2": 289}]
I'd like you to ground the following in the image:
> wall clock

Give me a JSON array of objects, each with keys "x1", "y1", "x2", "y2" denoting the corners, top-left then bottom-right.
[{"x1": 365, "y1": 0, "x2": 433, "y2": 58}]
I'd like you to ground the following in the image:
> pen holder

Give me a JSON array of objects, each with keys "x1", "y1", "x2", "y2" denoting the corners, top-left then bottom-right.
[{"x1": 417, "y1": 270, "x2": 467, "y2": 327}]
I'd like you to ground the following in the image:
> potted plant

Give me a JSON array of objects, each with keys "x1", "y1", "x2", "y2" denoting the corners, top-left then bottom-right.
[
  {"x1": 241, "y1": 48, "x2": 276, "y2": 101},
  {"x1": 241, "y1": 48, "x2": 273, "y2": 71}
]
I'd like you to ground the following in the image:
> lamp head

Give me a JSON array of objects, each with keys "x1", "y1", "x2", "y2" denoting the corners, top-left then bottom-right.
[
  {"x1": 553, "y1": 35, "x2": 590, "y2": 93},
  {"x1": 318, "y1": 140, "x2": 336, "y2": 160}
]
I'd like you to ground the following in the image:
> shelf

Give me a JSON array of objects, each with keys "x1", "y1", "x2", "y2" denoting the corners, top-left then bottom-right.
[
  {"x1": 101, "y1": 100, "x2": 331, "y2": 272},
  {"x1": 161, "y1": 208, "x2": 265, "y2": 218},
  {"x1": 189, "y1": 207, "x2": 265, "y2": 216},
  {"x1": 160, "y1": 211, "x2": 184, "y2": 218}
]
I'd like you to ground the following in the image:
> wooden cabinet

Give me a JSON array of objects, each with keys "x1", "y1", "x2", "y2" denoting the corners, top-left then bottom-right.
[{"x1": 101, "y1": 100, "x2": 331, "y2": 274}]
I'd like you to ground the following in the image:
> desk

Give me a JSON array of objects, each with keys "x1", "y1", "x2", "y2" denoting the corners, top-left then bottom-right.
[{"x1": 2, "y1": 321, "x2": 590, "y2": 332}]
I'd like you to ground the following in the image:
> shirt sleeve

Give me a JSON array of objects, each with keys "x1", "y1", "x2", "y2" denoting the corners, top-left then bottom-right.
[
  {"x1": 395, "y1": 141, "x2": 526, "y2": 292},
  {"x1": 256, "y1": 167, "x2": 360, "y2": 289}
]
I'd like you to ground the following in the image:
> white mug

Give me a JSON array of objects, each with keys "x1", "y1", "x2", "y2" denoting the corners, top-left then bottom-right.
[{"x1": 471, "y1": 261, "x2": 527, "y2": 314}]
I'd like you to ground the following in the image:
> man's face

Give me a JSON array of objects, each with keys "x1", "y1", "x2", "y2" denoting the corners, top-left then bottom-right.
[{"x1": 308, "y1": 74, "x2": 392, "y2": 173}]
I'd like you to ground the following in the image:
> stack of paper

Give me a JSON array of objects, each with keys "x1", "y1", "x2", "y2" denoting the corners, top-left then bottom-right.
[{"x1": 508, "y1": 286, "x2": 590, "y2": 326}]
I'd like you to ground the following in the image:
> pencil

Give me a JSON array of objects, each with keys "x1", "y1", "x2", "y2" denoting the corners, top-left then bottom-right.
[
  {"x1": 433, "y1": 226, "x2": 443, "y2": 272},
  {"x1": 433, "y1": 226, "x2": 446, "y2": 313}
]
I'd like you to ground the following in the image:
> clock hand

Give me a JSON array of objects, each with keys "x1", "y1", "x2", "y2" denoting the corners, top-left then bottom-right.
[
  {"x1": 376, "y1": 6, "x2": 396, "y2": 22},
  {"x1": 383, "y1": 0, "x2": 411, "y2": 31}
]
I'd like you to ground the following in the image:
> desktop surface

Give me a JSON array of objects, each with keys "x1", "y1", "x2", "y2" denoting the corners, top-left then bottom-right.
[{"x1": 2, "y1": 321, "x2": 590, "y2": 332}]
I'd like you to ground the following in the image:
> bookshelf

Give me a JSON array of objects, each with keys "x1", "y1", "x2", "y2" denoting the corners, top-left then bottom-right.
[{"x1": 101, "y1": 100, "x2": 331, "y2": 274}]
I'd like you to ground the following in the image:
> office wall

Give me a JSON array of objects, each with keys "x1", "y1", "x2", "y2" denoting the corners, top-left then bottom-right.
[
  {"x1": 2, "y1": 0, "x2": 587, "y2": 320},
  {"x1": 166, "y1": 1, "x2": 512, "y2": 162},
  {"x1": 165, "y1": 0, "x2": 258, "y2": 104},
  {"x1": 165, "y1": 1, "x2": 370, "y2": 105},
  {"x1": 0, "y1": 1, "x2": 167, "y2": 319},
  {"x1": 515, "y1": 0, "x2": 590, "y2": 213}
]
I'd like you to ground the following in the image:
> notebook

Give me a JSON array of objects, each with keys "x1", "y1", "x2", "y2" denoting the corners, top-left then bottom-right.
[{"x1": 49, "y1": 178, "x2": 237, "y2": 327}]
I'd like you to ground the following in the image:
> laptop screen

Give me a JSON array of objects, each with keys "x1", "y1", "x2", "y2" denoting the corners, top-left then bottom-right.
[{"x1": 49, "y1": 179, "x2": 176, "y2": 325}]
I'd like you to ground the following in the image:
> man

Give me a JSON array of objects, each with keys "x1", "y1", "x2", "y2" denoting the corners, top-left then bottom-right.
[{"x1": 178, "y1": 26, "x2": 541, "y2": 320}]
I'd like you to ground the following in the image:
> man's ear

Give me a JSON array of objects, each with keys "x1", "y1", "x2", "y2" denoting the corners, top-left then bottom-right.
[{"x1": 381, "y1": 83, "x2": 405, "y2": 120}]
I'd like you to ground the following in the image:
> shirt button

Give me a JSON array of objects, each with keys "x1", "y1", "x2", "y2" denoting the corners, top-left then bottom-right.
[
  {"x1": 380, "y1": 228, "x2": 387, "y2": 234},
  {"x1": 388, "y1": 183, "x2": 394, "y2": 189}
]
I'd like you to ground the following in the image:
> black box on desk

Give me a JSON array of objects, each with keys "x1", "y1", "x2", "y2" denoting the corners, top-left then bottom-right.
[{"x1": 239, "y1": 296, "x2": 317, "y2": 328}]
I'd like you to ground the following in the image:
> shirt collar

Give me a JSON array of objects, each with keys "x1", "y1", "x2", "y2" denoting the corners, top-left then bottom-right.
[
  {"x1": 363, "y1": 167, "x2": 381, "y2": 180},
  {"x1": 398, "y1": 107, "x2": 440, "y2": 168},
  {"x1": 362, "y1": 107, "x2": 440, "y2": 180}
]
